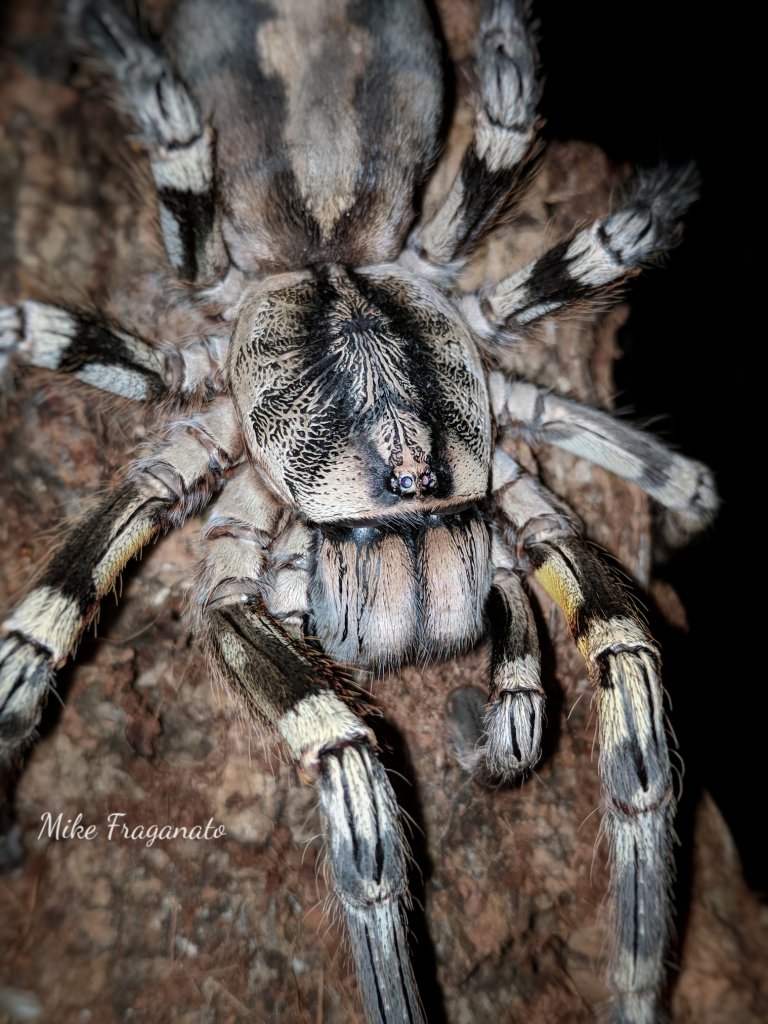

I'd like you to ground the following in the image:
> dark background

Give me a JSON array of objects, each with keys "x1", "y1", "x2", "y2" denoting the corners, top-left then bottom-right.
[{"x1": 537, "y1": 1, "x2": 765, "y2": 891}]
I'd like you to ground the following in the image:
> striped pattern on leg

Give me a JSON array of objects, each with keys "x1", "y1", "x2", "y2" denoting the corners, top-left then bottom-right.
[
  {"x1": 199, "y1": 487, "x2": 423, "y2": 1024},
  {"x1": 494, "y1": 462, "x2": 673, "y2": 1022},
  {"x1": 491, "y1": 375, "x2": 718, "y2": 541},
  {"x1": 82, "y1": 1, "x2": 228, "y2": 284},
  {"x1": 204, "y1": 604, "x2": 424, "y2": 1024},
  {"x1": 0, "y1": 400, "x2": 242, "y2": 768},
  {"x1": 528, "y1": 538, "x2": 673, "y2": 1024},
  {"x1": 408, "y1": 0, "x2": 541, "y2": 273},
  {"x1": 482, "y1": 557, "x2": 544, "y2": 780},
  {"x1": 463, "y1": 166, "x2": 699, "y2": 334},
  {"x1": 0, "y1": 302, "x2": 219, "y2": 402}
]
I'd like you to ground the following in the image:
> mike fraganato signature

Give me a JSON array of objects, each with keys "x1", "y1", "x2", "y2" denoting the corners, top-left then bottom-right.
[{"x1": 38, "y1": 811, "x2": 227, "y2": 847}]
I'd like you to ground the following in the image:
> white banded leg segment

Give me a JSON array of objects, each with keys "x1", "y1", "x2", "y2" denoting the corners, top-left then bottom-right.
[
  {"x1": 0, "y1": 301, "x2": 219, "y2": 401},
  {"x1": 0, "y1": 633, "x2": 54, "y2": 773},
  {"x1": 0, "y1": 306, "x2": 22, "y2": 378},
  {"x1": 321, "y1": 744, "x2": 423, "y2": 1024},
  {"x1": 409, "y1": 0, "x2": 541, "y2": 271},
  {"x1": 203, "y1": 604, "x2": 368, "y2": 763},
  {"x1": 199, "y1": 519, "x2": 373, "y2": 773},
  {"x1": 202, "y1": 605, "x2": 423, "y2": 1024},
  {"x1": 0, "y1": 401, "x2": 242, "y2": 767},
  {"x1": 483, "y1": 569, "x2": 544, "y2": 780},
  {"x1": 82, "y1": 1, "x2": 227, "y2": 284},
  {"x1": 524, "y1": 537, "x2": 673, "y2": 1024},
  {"x1": 200, "y1": 498, "x2": 421, "y2": 1022},
  {"x1": 491, "y1": 376, "x2": 718, "y2": 537},
  {"x1": 465, "y1": 165, "x2": 699, "y2": 334}
]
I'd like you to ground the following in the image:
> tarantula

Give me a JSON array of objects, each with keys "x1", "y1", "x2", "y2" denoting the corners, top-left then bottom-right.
[{"x1": 0, "y1": 1, "x2": 716, "y2": 1021}]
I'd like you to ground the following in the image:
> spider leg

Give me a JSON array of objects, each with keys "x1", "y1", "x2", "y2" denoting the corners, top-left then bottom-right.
[
  {"x1": 198, "y1": 469, "x2": 424, "y2": 1024},
  {"x1": 463, "y1": 166, "x2": 699, "y2": 335},
  {"x1": 473, "y1": 549, "x2": 545, "y2": 781},
  {"x1": 0, "y1": 400, "x2": 242, "y2": 771},
  {"x1": 81, "y1": 1, "x2": 229, "y2": 285},
  {"x1": 494, "y1": 454, "x2": 673, "y2": 1024},
  {"x1": 407, "y1": 0, "x2": 541, "y2": 274},
  {"x1": 0, "y1": 302, "x2": 221, "y2": 402},
  {"x1": 491, "y1": 379, "x2": 718, "y2": 542}
]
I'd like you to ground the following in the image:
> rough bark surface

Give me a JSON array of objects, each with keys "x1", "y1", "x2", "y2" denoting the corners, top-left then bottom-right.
[{"x1": 1, "y1": 3, "x2": 766, "y2": 1024}]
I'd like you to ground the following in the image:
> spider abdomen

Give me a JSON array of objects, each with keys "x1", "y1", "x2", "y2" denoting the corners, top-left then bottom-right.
[{"x1": 169, "y1": 0, "x2": 443, "y2": 270}]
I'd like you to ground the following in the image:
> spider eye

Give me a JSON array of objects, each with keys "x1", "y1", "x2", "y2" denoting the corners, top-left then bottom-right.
[
  {"x1": 388, "y1": 468, "x2": 438, "y2": 498},
  {"x1": 389, "y1": 470, "x2": 420, "y2": 496}
]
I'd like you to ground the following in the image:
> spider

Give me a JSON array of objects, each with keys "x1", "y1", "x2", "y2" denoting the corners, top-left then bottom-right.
[{"x1": 0, "y1": 1, "x2": 717, "y2": 1022}]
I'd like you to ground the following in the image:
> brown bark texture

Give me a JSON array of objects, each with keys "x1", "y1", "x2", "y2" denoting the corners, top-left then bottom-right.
[{"x1": 1, "y1": 3, "x2": 766, "y2": 1023}]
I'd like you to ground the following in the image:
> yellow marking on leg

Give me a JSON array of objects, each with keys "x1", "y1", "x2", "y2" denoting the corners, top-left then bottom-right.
[
  {"x1": 92, "y1": 508, "x2": 162, "y2": 597},
  {"x1": 533, "y1": 551, "x2": 584, "y2": 630}
]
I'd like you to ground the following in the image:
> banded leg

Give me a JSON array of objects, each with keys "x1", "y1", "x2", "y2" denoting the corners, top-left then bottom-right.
[
  {"x1": 495, "y1": 462, "x2": 674, "y2": 1024},
  {"x1": 82, "y1": 1, "x2": 228, "y2": 284},
  {"x1": 198, "y1": 473, "x2": 424, "y2": 1024},
  {"x1": 0, "y1": 302, "x2": 222, "y2": 401},
  {"x1": 408, "y1": 0, "x2": 541, "y2": 274},
  {"x1": 491, "y1": 378, "x2": 718, "y2": 541},
  {"x1": 463, "y1": 166, "x2": 699, "y2": 335},
  {"x1": 482, "y1": 559, "x2": 545, "y2": 780},
  {"x1": 0, "y1": 400, "x2": 242, "y2": 769}
]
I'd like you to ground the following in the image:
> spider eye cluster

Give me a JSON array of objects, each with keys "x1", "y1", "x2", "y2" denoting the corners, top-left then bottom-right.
[
  {"x1": 389, "y1": 467, "x2": 437, "y2": 497},
  {"x1": 310, "y1": 508, "x2": 491, "y2": 669}
]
